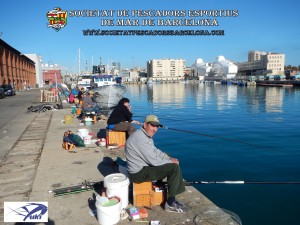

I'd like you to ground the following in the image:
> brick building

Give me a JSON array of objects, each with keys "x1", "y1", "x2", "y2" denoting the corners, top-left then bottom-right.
[
  {"x1": 0, "y1": 39, "x2": 36, "y2": 91},
  {"x1": 42, "y1": 64, "x2": 62, "y2": 85}
]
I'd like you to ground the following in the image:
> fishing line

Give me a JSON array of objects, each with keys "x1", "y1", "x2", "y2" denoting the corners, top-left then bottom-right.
[
  {"x1": 184, "y1": 180, "x2": 300, "y2": 185},
  {"x1": 134, "y1": 122, "x2": 268, "y2": 149},
  {"x1": 134, "y1": 115, "x2": 189, "y2": 123},
  {"x1": 162, "y1": 126, "x2": 269, "y2": 149},
  {"x1": 132, "y1": 110, "x2": 269, "y2": 149}
]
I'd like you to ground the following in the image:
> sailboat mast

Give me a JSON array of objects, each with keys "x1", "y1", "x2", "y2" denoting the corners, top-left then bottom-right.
[{"x1": 78, "y1": 48, "x2": 81, "y2": 75}]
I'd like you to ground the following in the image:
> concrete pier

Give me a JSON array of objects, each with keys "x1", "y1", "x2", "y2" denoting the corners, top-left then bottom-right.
[{"x1": 0, "y1": 100, "x2": 241, "y2": 224}]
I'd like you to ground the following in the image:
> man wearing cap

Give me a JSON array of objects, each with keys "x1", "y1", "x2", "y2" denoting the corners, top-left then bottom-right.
[
  {"x1": 125, "y1": 115, "x2": 187, "y2": 213},
  {"x1": 82, "y1": 90, "x2": 101, "y2": 114}
]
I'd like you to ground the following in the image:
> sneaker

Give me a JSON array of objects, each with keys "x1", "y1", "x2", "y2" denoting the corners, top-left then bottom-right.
[
  {"x1": 174, "y1": 199, "x2": 186, "y2": 208},
  {"x1": 164, "y1": 201, "x2": 187, "y2": 213}
]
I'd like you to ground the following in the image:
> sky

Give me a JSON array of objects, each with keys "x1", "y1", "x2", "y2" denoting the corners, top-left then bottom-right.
[{"x1": 1, "y1": 0, "x2": 300, "y2": 74}]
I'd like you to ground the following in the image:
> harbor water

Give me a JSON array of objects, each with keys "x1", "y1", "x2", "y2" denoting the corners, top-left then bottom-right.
[{"x1": 124, "y1": 82, "x2": 300, "y2": 225}]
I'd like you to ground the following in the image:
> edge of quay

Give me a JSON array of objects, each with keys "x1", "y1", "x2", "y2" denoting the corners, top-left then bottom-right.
[{"x1": 29, "y1": 105, "x2": 240, "y2": 225}]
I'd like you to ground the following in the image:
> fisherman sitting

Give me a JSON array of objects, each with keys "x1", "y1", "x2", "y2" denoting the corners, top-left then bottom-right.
[
  {"x1": 125, "y1": 115, "x2": 187, "y2": 213},
  {"x1": 107, "y1": 98, "x2": 140, "y2": 137},
  {"x1": 82, "y1": 90, "x2": 101, "y2": 115}
]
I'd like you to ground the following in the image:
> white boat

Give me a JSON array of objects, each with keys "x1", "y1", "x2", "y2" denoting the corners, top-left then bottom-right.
[
  {"x1": 146, "y1": 79, "x2": 153, "y2": 85},
  {"x1": 77, "y1": 74, "x2": 93, "y2": 90},
  {"x1": 92, "y1": 84, "x2": 127, "y2": 110},
  {"x1": 93, "y1": 75, "x2": 119, "y2": 87}
]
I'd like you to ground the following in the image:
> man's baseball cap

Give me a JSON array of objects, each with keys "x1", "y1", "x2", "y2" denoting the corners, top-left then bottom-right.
[
  {"x1": 88, "y1": 90, "x2": 94, "y2": 95},
  {"x1": 144, "y1": 115, "x2": 163, "y2": 127}
]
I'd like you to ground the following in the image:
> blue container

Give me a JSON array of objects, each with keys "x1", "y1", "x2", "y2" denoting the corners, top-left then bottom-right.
[{"x1": 71, "y1": 107, "x2": 76, "y2": 114}]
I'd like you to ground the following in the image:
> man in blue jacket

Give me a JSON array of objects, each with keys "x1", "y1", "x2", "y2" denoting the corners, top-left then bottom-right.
[{"x1": 125, "y1": 115, "x2": 187, "y2": 213}]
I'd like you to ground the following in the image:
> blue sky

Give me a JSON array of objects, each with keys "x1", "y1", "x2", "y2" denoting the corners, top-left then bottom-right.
[{"x1": 1, "y1": 0, "x2": 300, "y2": 73}]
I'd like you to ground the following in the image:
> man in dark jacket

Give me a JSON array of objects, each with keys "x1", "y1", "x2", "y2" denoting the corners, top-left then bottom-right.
[
  {"x1": 107, "y1": 98, "x2": 140, "y2": 136},
  {"x1": 77, "y1": 87, "x2": 85, "y2": 101}
]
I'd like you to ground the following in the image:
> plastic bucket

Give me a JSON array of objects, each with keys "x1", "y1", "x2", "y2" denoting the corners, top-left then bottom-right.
[
  {"x1": 104, "y1": 173, "x2": 130, "y2": 209},
  {"x1": 64, "y1": 115, "x2": 73, "y2": 124},
  {"x1": 71, "y1": 106, "x2": 76, "y2": 114},
  {"x1": 95, "y1": 196, "x2": 121, "y2": 225},
  {"x1": 83, "y1": 135, "x2": 92, "y2": 145},
  {"x1": 76, "y1": 108, "x2": 82, "y2": 116},
  {"x1": 85, "y1": 118, "x2": 93, "y2": 126},
  {"x1": 99, "y1": 138, "x2": 106, "y2": 147},
  {"x1": 77, "y1": 128, "x2": 89, "y2": 138}
]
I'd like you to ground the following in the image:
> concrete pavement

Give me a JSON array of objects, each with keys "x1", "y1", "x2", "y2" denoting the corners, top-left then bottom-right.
[{"x1": 1, "y1": 98, "x2": 240, "y2": 224}]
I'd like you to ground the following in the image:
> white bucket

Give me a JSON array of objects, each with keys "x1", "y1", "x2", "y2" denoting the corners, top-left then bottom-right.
[
  {"x1": 77, "y1": 128, "x2": 89, "y2": 138},
  {"x1": 83, "y1": 135, "x2": 92, "y2": 145},
  {"x1": 99, "y1": 138, "x2": 106, "y2": 147},
  {"x1": 85, "y1": 117, "x2": 93, "y2": 126},
  {"x1": 95, "y1": 196, "x2": 121, "y2": 225},
  {"x1": 104, "y1": 173, "x2": 130, "y2": 209}
]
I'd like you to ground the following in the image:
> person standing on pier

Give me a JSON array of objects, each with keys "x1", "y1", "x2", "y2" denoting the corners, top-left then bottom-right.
[{"x1": 125, "y1": 115, "x2": 187, "y2": 213}]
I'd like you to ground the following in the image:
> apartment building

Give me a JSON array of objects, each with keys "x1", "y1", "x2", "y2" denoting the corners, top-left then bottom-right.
[
  {"x1": 147, "y1": 59, "x2": 186, "y2": 81},
  {"x1": 248, "y1": 50, "x2": 267, "y2": 62},
  {"x1": 238, "y1": 51, "x2": 285, "y2": 76}
]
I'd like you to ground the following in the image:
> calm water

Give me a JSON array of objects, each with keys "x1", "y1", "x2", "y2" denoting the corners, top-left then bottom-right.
[{"x1": 125, "y1": 83, "x2": 300, "y2": 225}]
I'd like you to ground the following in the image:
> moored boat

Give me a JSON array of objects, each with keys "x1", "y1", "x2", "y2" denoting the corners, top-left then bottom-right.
[
  {"x1": 237, "y1": 81, "x2": 247, "y2": 86},
  {"x1": 92, "y1": 84, "x2": 127, "y2": 110},
  {"x1": 93, "y1": 75, "x2": 120, "y2": 87}
]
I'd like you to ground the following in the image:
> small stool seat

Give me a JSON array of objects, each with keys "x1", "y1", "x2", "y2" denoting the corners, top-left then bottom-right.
[{"x1": 106, "y1": 129, "x2": 126, "y2": 147}]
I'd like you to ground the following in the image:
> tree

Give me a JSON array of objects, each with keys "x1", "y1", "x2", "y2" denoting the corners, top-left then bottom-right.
[{"x1": 285, "y1": 65, "x2": 299, "y2": 71}]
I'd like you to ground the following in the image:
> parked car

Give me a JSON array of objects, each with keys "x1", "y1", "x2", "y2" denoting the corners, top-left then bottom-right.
[
  {"x1": 1, "y1": 84, "x2": 16, "y2": 96},
  {"x1": 0, "y1": 87, "x2": 5, "y2": 98}
]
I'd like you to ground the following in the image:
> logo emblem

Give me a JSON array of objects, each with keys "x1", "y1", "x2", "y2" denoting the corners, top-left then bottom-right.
[
  {"x1": 4, "y1": 202, "x2": 48, "y2": 222},
  {"x1": 46, "y1": 7, "x2": 67, "y2": 31}
]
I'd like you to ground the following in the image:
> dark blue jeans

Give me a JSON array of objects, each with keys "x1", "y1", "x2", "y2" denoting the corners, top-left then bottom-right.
[{"x1": 85, "y1": 104, "x2": 101, "y2": 114}]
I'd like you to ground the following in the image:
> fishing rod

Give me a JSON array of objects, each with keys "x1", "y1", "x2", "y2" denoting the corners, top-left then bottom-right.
[
  {"x1": 135, "y1": 123, "x2": 268, "y2": 149},
  {"x1": 133, "y1": 114, "x2": 186, "y2": 123},
  {"x1": 184, "y1": 180, "x2": 300, "y2": 185},
  {"x1": 133, "y1": 114, "x2": 269, "y2": 149},
  {"x1": 48, "y1": 181, "x2": 103, "y2": 197}
]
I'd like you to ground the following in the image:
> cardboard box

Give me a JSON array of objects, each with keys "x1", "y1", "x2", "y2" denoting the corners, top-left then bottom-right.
[
  {"x1": 129, "y1": 207, "x2": 140, "y2": 220},
  {"x1": 133, "y1": 182, "x2": 165, "y2": 207},
  {"x1": 151, "y1": 191, "x2": 164, "y2": 206}
]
